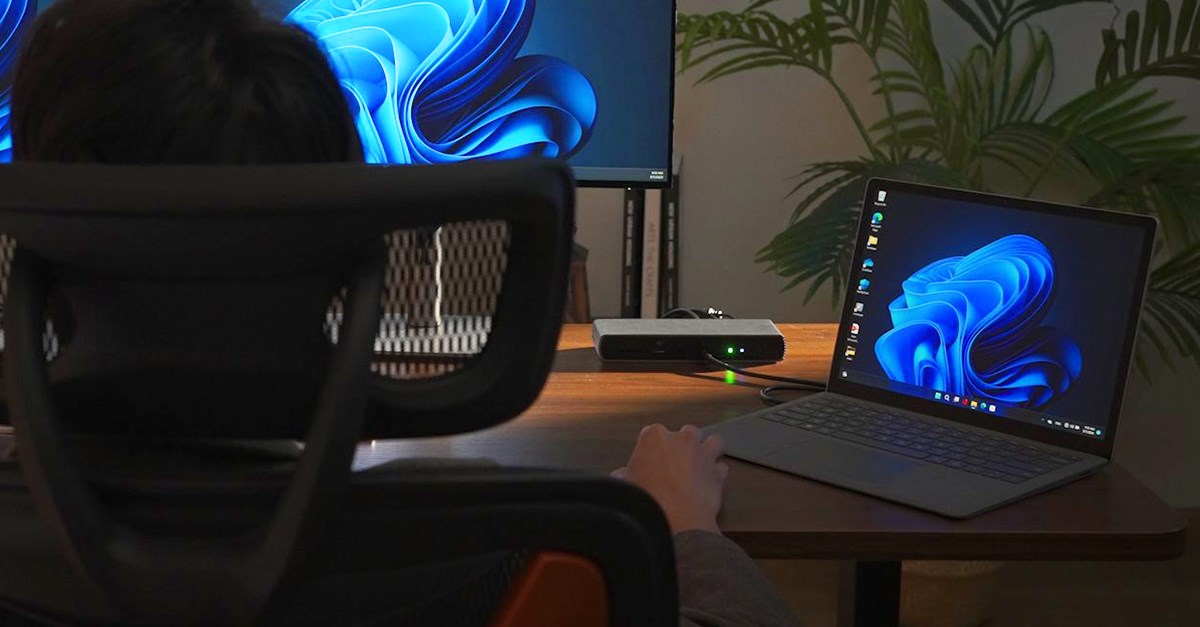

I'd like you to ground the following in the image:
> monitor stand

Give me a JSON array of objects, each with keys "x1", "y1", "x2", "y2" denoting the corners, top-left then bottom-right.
[{"x1": 621, "y1": 185, "x2": 680, "y2": 318}]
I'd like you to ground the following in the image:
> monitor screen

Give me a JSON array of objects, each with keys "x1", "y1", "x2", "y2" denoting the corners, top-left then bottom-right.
[
  {"x1": 0, "y1": 1, "x2": 35, "y2": 162},
  {"x1": 0, "y1": 1, "x2": 677, "y2": 187},
  {"x1": 831, "y1": 181, "x2": 1155, "y2": 447}
]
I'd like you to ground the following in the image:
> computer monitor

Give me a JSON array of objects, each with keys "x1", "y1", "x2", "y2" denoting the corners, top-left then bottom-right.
[
  {"x1": 2, "y1": 1, "x2": 677, "y2": 187},
  {"x1": 271, "y1": 0, "x2": 676, "y2": 188}
]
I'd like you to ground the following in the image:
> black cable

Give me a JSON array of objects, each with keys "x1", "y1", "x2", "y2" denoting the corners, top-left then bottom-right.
[
  {"x1": 663, "y1": 307, "x2": 735, "y2": 320},
  {"x1": 759, "y1": 385, "x2": 818, "y2": 405},
  {"x1": 702, "y1": 352, "x2": 826, "y2": 388}
]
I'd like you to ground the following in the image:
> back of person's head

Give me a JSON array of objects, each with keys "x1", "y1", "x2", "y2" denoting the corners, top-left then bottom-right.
[{"x1": 12, "y1": 0, "x2": 360, "y2": 163}]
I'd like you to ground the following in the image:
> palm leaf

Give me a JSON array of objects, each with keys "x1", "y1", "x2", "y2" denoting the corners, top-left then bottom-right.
[
  {"x1": 1086, "y1": 156, "x2": 1200, "y2": 249},
  {"x1": 677, "y1": 5, "x2": 835, "y2": 79},
  {"x1": 757, "y1": 158, "x2": 974, "y2": 305},
  {"x1": 822, "y1": 0, "x2": 896, "y2": 53},
  {"x1": 940, "y1": 0, "x2": 1110, "y2": 49},
  {"x1": 981, "y1": 121, "x2": 1086, "y2": 183},
  {"x1": 1097, "y1": 0, "x2": 1200, "y2": 85},
  {"x1": 894, "y1": 26, "x2": 1057, "y2": 179},
  {"x1": 678, "y1": 0, "x2": 901, "y2": 79},
  {"x1": 1140, "y1": 241, "x2": 1200, "y2": 372},
  {"x1": 1040, "y1": 84, "x2": 1200, "y2": 247},
  {"x1": 879, "y1": 0, "x2": 961, "y2": 162},
  {"x1": 680, "y1": 0, "x2": 1200, "y2": 371}
]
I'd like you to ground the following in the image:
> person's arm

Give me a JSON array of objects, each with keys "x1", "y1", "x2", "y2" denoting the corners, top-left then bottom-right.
[
  {"x1": 613, "y1": 425, "x2": 801, "y2": 627},
  {"x1": 673, "y1": 530, "x2": 799, "y2": 627}
]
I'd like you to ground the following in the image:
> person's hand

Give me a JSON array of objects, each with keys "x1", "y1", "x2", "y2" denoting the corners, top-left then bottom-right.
[{"x1": 612, "y1": 424, "x2": 729, "y2": 535}]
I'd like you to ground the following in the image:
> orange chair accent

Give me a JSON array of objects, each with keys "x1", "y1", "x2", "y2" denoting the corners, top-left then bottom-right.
[{"x1": 490, "y1": 552, "x2": 609, "y2": 627}]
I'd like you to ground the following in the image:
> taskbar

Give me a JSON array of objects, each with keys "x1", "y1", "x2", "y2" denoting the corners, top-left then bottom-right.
[{"x1": 571, "y1": 166, "x2": 669, "y2": 185}]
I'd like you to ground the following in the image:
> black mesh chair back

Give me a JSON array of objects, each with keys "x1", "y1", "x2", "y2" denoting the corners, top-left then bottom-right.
[{"x1": 0, "y1": 160, "x2": 678, "y2": 626}]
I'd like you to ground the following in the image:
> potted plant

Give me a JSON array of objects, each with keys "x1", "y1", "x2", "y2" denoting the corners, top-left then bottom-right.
[
  {"x1": 678, "y1": 0, "x2": 1200, "y2": 373},
  {"x1": 678, "y1": 1, "x2": 1199, "y2": 624}
]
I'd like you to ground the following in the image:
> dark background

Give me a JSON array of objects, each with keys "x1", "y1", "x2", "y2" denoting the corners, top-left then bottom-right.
[
  {"x1": 844, "y1": 190, "x2": 1147, "y2": 428},
  {"x1": 256, "y1": 0, "x2": 675, "y2": 173}
]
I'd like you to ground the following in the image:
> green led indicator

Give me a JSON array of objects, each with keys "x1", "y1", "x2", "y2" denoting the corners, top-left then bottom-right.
[{"x1": 727, "y1": 346, "x2": 735, "y2": 355}]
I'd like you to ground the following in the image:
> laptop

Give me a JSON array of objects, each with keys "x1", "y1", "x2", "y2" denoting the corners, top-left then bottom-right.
[{"x1": 705, "y1": 179, "x2": 1158, "y2": 519}]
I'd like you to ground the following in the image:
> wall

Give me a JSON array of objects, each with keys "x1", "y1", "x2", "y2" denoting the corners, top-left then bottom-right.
[{"x1": 576, "y1": 0, "x2": 1200, "y2": 508}]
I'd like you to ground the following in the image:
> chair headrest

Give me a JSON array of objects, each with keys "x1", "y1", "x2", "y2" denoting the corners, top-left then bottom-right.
[
  {"x1": 0, "y1": 159, "x2": 574, "y2": 280},
  {"x1": 0, "y1": 159, "x2": 576, "y2": 440}
]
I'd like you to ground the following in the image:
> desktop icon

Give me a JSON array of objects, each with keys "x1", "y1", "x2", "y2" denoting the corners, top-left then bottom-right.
[
  {"x1": 867, "y1": 235, "x2": 880, "y2": 248},
  {"x1": 877, "y1": 191, "x2": 887, "y2": 203},
  {"x1": 853, "y1": 302, "x2": 865, "y2": 314},
  {"x1": 850, "y1": 323, "x2": 860, "y2": 335},
  {"x1": 858, "y1": 279, "x2": 871, "y2": 292},
  {"x1": 863, "y1": 258, "x2": 875, "y2": 270},
  {"x1": 845, "y1": 346, "x2": 857, "y2": 358},
  {"x1": 871, "y1": 211, "x2": 884, "y2": 224},
  {"x1": 841, "y1": 370, "x2": 849, "y2": 378}
]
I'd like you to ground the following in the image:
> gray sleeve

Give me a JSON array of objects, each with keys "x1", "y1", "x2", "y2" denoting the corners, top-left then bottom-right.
[{"x1": 674, "y1": 530, "x2": 801, "y2": 627}]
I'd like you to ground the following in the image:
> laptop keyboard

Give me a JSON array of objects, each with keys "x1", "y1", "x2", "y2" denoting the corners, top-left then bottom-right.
[{"x1": 760, "y1": 396, "x2": 1082, "y2": 484}]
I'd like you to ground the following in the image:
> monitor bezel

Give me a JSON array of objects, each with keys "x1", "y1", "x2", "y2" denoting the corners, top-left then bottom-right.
[
  {"x1": 574, "y1": 0, "x2": 676, "y2": 190},
  {"x1": 826, "y1": 178, "x2": 1159, "y2": 459}
]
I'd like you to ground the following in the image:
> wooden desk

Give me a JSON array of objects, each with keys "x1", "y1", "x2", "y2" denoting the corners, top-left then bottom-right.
[{"x1": 357, "y1": 324, "x2": 1187, "y2": 626}]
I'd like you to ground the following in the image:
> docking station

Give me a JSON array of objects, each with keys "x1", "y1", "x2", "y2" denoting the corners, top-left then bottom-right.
[{"x1": 592, "y1": 319, "x2": 786, "y2": 363}]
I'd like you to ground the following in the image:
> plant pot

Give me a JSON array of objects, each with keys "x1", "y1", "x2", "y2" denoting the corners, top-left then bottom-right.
[{"x1": 900, "y1": 561, "x2": 1004, "y2": 627}]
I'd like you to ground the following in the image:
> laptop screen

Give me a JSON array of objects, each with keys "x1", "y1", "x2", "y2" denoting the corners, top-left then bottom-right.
[{"x1": 829, "y1": 180, "x2": 1156, "y2": 454}]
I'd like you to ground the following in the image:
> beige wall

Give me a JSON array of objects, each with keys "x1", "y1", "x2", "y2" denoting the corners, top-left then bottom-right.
[{"x1": 575, "y1": 0, "x2": 1200, "y2": 508}]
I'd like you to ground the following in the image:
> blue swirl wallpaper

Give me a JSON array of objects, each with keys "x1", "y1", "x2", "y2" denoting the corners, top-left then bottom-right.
[
  {"x1": 875, "y1": 235, "x2": 1082, "y2": 409},
  {"x1": 1, "y1": 0, "x2": 674, "y2": 177},
  {"x1": 845, "y1": 191, "x2": 1148, "y2": 431},
  {"x1": 0, "y1": 0, "x2": 35, "y2": 162},
  {"x1": 286, "y1": 0, "x2": 597, "y2": 164}
]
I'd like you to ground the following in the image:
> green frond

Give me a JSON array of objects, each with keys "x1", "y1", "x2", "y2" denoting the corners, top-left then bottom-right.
[
  {"x1": 933, "y1": 26, "x2": 1057, "y2": 177},
  {"x1": 1085, "y1": 156, "x2": 1200, "y2": 249},
  {"x1": 1097, "y1": 0, "x2": 1200, "y2": 85},
  {"x1": 678, "y1": 0, "x2": 1200, "y2": 369},
  {"x1": 1139, "y1": 241, "x2": 1200, "y2": 370},
  {"x1": 1035, "y1": 83, "x2": 1200, "y2": 245},
  {"x1": 676, "y1": 5, "x2": 838, "y2": 79},
  {"x1": 821, "y1": 0, "x2": 896, "y2": 53},
  {"x1": 940, "y1": 0, "x2": 1110, "y2": 50},
  {"x1": 757, "y1": 159, "x2": 973, "y2": 306},
  {"x1": 981, "y1": 122, "x2": 1087, "y2": 179}
]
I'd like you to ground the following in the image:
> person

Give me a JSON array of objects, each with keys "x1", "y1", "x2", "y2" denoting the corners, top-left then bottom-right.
[
  {"x1": 618, "y1": 424, "x2": 801, "y2": 626},
  {"x1": 9, "y1": 0, "x2": 800, "y2": 625},
  {"x1": 11, "y1": 0, "x2": 358, "y2": 163}
]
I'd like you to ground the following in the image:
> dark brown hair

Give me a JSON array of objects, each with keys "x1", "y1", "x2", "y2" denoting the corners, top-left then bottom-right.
[{"x1": 12, "y1": 0, "x2": 361, "y2": 163}]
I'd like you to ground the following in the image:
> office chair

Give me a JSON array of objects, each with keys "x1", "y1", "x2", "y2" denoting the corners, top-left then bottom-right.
[{"x1": 0, "y1": 159, "x2": 678, "y2": 626}]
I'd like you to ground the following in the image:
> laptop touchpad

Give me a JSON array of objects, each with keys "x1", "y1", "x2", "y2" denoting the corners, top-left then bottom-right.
[{"x1": 765, "y1": 439, "x2": 923, "y2": 487}]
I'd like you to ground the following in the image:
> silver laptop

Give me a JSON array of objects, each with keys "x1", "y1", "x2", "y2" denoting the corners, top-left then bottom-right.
[{"x1": 706, "y1": 179, "x2": 1158, "y2": 519}]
